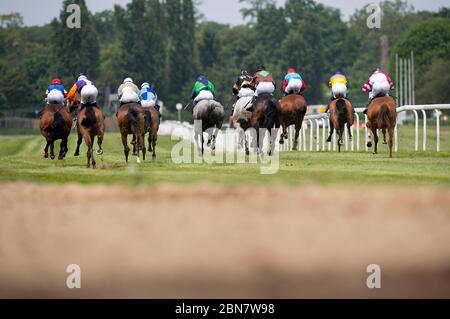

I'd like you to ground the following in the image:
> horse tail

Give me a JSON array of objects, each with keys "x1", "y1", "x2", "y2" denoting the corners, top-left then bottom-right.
[
  {"x1": 127, "y1": 105, "x2": 139, "y2": 134},
  {"x1": 263, "y1": 97, "x2": 279, "y2": 129},
  {"x1": 377, "y1": 103, "x2": 390, "y2": 129},
  {"x1": 51, "y1": 111, "x2": 65, "y2": 139},
  {"x1": 336, "y1": 98, "x2": 347, "y2": 120},
  {"x1": 81, "y1": 106, "x2": 97, "y2": 128}
]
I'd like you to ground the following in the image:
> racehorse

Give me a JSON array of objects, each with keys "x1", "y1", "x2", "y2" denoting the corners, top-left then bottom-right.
[
  {"x1": 193, "y1": 100, "x2": 224, "y2": 155},
  {"x1": 69, "y1": 92, "x2": 105, "y2": 168},
  {"x1": 327, "y1": 98, "x2": 354, "y2": 152},
  {"x1": 143, "y1": 107, "x2": 160, "y2": 159},
  {"x1": 279, "y1": 94, "x2": 307, "y2": 150},
  {"x1": 231, "y1": 96, "x2": 253, "y2": 154},
  {"x1": 366, "y1": 95, "x2": 397, "y2": 158},
  {"x1": 117, "y1": 103, "x2": 145, "y2": 163},
  {"x1": 249, "y1": 93, "x2": 281, "y2": 156},
  {"x1": 39, "y1": 103, "x2": 72, "y2": 160}
]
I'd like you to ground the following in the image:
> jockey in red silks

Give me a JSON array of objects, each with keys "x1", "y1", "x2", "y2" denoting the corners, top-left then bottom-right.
[
  {"x1": 362, "y1": 68, "x2": 394, "y2": 114},
  {"x1": 45, "y1": 78, "x2": 67, "y2": 105},
  {"x1": 282, "y1": 68, "x2": 307, "y2": 96}
]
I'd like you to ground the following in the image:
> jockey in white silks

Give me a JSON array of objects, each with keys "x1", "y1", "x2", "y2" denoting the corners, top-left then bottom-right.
[
  {"x1": 67, "y1": 74, "x2": 98, "y2": 106},
  {"x1": 362, "y1": 68, "x2": 394, "y2": 114},
  {"x1": 118, "y1": 77, "x2": 140, "y2": 104}
]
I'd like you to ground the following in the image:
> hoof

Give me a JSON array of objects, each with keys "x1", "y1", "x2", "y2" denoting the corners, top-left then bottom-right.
[
  {"x1": 96, "y1": 149, "x2": 104, "y2": 156},
  {"x1": 58, "y1": 156, "x2": 64, "y2": 160},
  {"x1": 74, "y1": 152, "x2": 80, "y2": 157},
  {"x1": 152, "y1": 154, "x2": 156, "y2": 159},
  {"x1": 44, "y1": 154, "x2": 49, "y2": 159},
  {"x1": 326, "y1": 137, "x2": 332, "y2": 143},
  {"x1": 279, "y1": 139, "x2": 285, "y2": 145},
  {"x1": 383, "y1": 141, "x2": 388, "y2": 145},
  {"x1": 367, "y1": 142, "x2": 373, "y2": 148},
  {"x1": 50, "y1": 155, "x2": 55, "y2": 160}
]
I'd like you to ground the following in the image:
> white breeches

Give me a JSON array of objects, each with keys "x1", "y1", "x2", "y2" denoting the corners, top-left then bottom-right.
[
  {"x1": 284, "y1": 79, "x2": 303, "y2": 94},
  {"x1": 120, "y1": 88, "x2": 140, "y2": 104},
  {"x1": 141, "y1": 99, "x2": 156, "y2": 108},
  {"x1": 331, "y1": 83, "x2": 347, "y2": 99},
  {"x1": 194, "y1": 90, "x2": 214, "y2": 103},
  {"x1": 369, "y1": 80, "x2": 391, "y2": 99},
  {"x1": 238, "y1": 87, "x2": 255, "y2": 98},
  {"x1": 80, "y1": 84, "x2": 98, "y2": 104},
  {"x1": 255, "y1": 82, "x2": 275, "y2": 96},
  {"x1": 47, "y1": 90, "x2": 65, "y2": 104}
]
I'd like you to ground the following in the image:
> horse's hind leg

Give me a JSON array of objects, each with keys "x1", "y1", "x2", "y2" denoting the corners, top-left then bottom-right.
[
  {"x1": 121, "y1": 133, "x2": 130, "y2": 163},
  {"x1": 382, "y1": 129, "x2": 387, "y2": 144},
  {"x1": 388, "y1": 127, "x2": 394, "y2": 158},
  {"x1": 142, "y1": 133, "x2": 147, "y2": 161},
  {"x1": 74, "y1": 131, "x2": 82, "y2": 156},
  {"x1": 348, "y1": 122, "x2": 353, "y2": 141},
  {"x1": 373, "y1": 129, "x2": 379, "y2": 155},
  {"x1": 50, "y1": 139, "x2": 55, "y2": 160},
  {"x1": 58, "y1": 139, "x2": 66, "y2": 160},
  {"x1": 44, "y1": 138, "x2": 50, "y2": 159},
  {"x1": 152, "y1": 134, "x2": 157, "y2": 159},
  {"x1": 96, "y1": 133, "x2": 104, "y2": 156},
  {"x1": 327, "y1": 123, "x2": 334, "y2": 143},
  {"x1": 293, "y1": 125, "x2": 300, "y2": 151}
]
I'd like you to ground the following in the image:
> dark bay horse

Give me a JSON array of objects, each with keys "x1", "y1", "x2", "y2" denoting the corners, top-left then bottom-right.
[
  {"x1": 39, "y1": 103, "x2": 72, "y2": 160},
  {"x1": 366, "y1": 95, "x2": 397, "y2": 158},
  {"x1": 250, "y1": 93, "x2": 281, "y2": 156},
  {"x1": 327, "y1": 98, "x2": 354, "y2": 152},
  {"x1": 279, "y1": 94, "x2": 307, "y2": 150},
  {"x1": 70, "y1": 93, "x2": 105, "y2": 168},
  {"x1": 193, "y1": 100, "x2": 224, "y2": 155},
  {"x1": 143, "y1": 107, "x2": 160, "y2": 159},
  {"x1": 117, "y1": 102, "x2": 145, "y2": 163}
]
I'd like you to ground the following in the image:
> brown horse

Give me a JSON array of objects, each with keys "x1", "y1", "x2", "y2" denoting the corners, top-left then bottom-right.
[
  {"x1": 143, "y1": 107, "x2": 160, "y2": 159},
  {"x1": 193, "y1": 100, "x2": 224, "y2": 155},
  {"x1": 279, "y1": 94, "x2": 307, "y2": 150},
  {"x1": 250, "y1": 93, "x2": 281, "y2": 156},
  {"x1": 327, "y1": 98, "x2": 354, "y2": 152},
  {"x1": 366, "y1": 96, "x2": 397, "y2": 158},
  {"x1": 117, "y1": 103, "x2": 145, "y2": 163},
  {"x1": 39, "y1": 103, "x2": 72, "y2": 160},
  {"x1": 70, "y1": 93, "x2": 105, "y2": 168}
]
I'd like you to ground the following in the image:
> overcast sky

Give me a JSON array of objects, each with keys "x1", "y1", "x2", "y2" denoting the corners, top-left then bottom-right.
[{"x1": 1, "y1": 0, "x2": 449, "y2": 26}]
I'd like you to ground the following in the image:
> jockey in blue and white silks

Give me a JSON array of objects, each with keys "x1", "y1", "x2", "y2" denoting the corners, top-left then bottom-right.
[{"x1": 140, "y1": 82, "x2": 160, "y2": 113}]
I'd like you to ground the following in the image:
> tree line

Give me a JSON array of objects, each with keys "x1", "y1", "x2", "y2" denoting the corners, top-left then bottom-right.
[{"x1": 0, "y1": 0, "x2": 448, "y2": 117}]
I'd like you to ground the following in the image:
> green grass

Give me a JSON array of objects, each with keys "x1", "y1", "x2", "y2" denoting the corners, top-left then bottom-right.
[{"x1": 0, "y1": 125, "x2": 449, "y2": 186}]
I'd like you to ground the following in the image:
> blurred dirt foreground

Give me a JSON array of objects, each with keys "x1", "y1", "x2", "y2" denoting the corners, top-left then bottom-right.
[{"x1": 0, "y1": 182, "x2": 449, "y2": 298}]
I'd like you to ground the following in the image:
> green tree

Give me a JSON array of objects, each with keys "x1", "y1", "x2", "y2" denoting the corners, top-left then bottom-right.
[{"x1": 51, "y1": 0, "x2": 100, "y2": 82}]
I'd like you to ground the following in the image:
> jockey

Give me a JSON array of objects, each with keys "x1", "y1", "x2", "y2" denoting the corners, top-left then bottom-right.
[
  {"x1": 362, "y1": 68, "x2": 394, "y2": 114},
  {"x1": 282, "y1": 68, "x2": 307, "y2": 96},
  {"x1": 140, "y1": 82, "x2": 161, "y2": 117},
  {"x1": 191, "y1": 75, "x2": 216, "y2": 105},
  {"x1": 250, "y1": 65, "x2": 276, "y2": 97},
  {"x1": 45, "y1": 78, "x2": 67, "y2": 105},
  {"x1": 325, "y1": 72, "x2": 348, "y2": 113},
  {"x1": 118, "y1": 77, "x2": 140, "y2": 105},
  {"x1": 67, "y1": 73, "x2": 99, "y2": 107},
  {"x1": 232, "y1": 70, "x2": 254, "y2": 99}
]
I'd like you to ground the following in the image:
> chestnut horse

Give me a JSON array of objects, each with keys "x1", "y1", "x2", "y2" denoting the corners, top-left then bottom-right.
[
  {"x1": 117, "y1": 103, "x2": 145, "y2": 163},
  {"x1": 143, "y1": 107, "x2": 160, "y2": 159},
  {"x1": 39, "y1": 103, "x2": 72, "y2": 160},
  {"x1": 327, "y1": 98, "x2": 354, "y2": 152},
  {"x1": 279, "y1": 94, "x2": 307, "y2": 150},
  {"x1": 69, "y1": 92, "x2": 105, "y2": 168},
  {"x1": 366, "y1": 95, "x2": 397, "y2": 158},
  {"x1": 250, "y1": 93, "x2": 281, "y2": 156}
]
